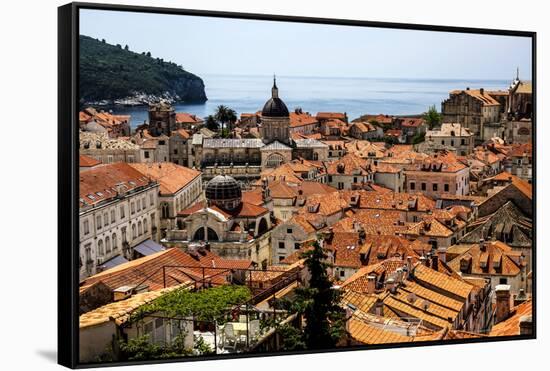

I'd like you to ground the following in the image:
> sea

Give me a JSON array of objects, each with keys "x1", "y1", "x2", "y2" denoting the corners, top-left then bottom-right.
[{"x1": 106, "y1": 74, "x2": 510, "y2": 129}]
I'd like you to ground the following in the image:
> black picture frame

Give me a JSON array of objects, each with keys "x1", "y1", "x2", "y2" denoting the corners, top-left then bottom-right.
[{"x1": 58, "y1": 2, "x2": 537, "y2": 368}]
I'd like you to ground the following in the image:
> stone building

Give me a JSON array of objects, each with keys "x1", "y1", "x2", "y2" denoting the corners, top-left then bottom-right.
[
  {"x1": 79, "y1": 131, "x2": 142, "y2": 164},
  {"x1": 405, "y1": 150, "x2": 470, "y2": 198},
  {"x1": 441, "y1": 88, "x2": 503, "y2": 141},
  {"x1": 425, "y1": 123, "x2": 474, "y2": 156},
  {"x1": 168, "y1": 129, "x2": 191, "y2": 166},
  {"x1": 260, "y1": 77, "x2": 291, "y2": 145},
  {"x1": 164, "y1": 174, "x2": 274, "y2": 267},
  {"x1": 148, "y1": 101, "x2": 176, "y2": 136},
  {"x1": 128, "y1": 162, "x2": 202, "y2": 238},
  {"x1": 79, "y1": 107, "x2": 131, "y2": 138},
  {"x1": 79, "y1": 163, "x2": 160, "y2": 280}
]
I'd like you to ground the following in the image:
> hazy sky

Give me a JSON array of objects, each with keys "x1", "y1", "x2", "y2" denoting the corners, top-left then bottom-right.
[{"x1": 80, "y1": 9, "x2": 532, "y2": 80}]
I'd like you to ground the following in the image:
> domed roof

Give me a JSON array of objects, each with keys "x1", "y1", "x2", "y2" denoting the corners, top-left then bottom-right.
[
  {"x1": 262, "y1": 98, "x2": 289, "y2": 117},
  {"x1": 261, "y1": 76, "x2": 289, "y2": 117},
  {"x1": 84, "y1": 121, "x2": 107, "y2": 133},
  {"x1": 205, "y1": 174, "x2": 242, "y2": 202}
]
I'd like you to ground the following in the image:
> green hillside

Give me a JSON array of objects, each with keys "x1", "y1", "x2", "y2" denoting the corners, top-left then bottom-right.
[{"x1": 79, "y1": 35, "x2": 207, "y2": 103}]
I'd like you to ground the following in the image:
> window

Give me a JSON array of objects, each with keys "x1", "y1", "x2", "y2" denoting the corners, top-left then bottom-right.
[
  {"x1": 433, "y1": 184, "x2": 438, "y2": 191},
  {"x1": 137, "y1": 199, "x2": 141, "y2": 211},
  {"x1": 104, "y1": 213, "x2": 109, "y2": 226},
  {"x1": 96, "y1": 215, "x2": 102, "y2": 230},
  {"x1": 338, "y1": 182, "x2": 344, "y2": 190},
  {"x1": 444, "y1": 184, "x2": 449, "y2": 192},
  {"x1": 110, "y1": 210, "x2": 115, "y2": 223},
  {"x1": 174, "y1": 149, "x2": 178, "y2": 155},
  {"x1": 83, "y1": 220, "x2": 90, "y2": 235},
  {"x1": 120, "y1": 205, "x2": 125, "y2": 219},
  {"x1": 279, "y1": 256, "x2": 285, "y2": 262},
  {"x1": 138, "y1": 221, "x2": 143, "y2": 236},
  {"x1": 461, "y1": 139, "x2": 466, "y2": 145},
  {"x1": 328, "y1": 175, "x2": 333, "y2": 182},
  {"x1": 105, "y1": 236, "x2": 111, "y2": 253},
  {"x1": 97, "y1": 239, "x2": 104, "y2": 256},
  {"x1": 499, "y1": 278, "x2": 508, "y2": 285},
  {"x1": 450, "y1": 140, "x2": 455, "y2": 146},
  {"x1": 421, "y1": 183, "x2": 426, "y2": 191},
  {"x1": 161, "y1": 203, "x2": 169, "y2": 219},
  {"x1": 286, "y1": 228, "x2": 293, "y2": 234},
  {"x1": 112, "y1": 233, "x2": 117, "y2": 250},
  {"x1": 144, "y1": 151, "x2": 150, "y2": 159},
  {"x1": 121, "y1": 227, "x2": 127, "y2": 243},
  {"x1": 441, "y1": 140, "x2": 445, "y2": 145},
  {"x1": 340, "y1": 270, "x2": 345, "y2": 278},
  {"x1": 279, "y1": 242, "x2": 285, "y2": 249},
  {"x1": 131, "y1": 202, "x2": 135, "y2": 214},
  {"x1": 132, "y1": 224, "x2": 137, "y2": 239},
  {"x1": 144, "y1": 219, "x2": 148, "y2": 233},
  {"x1": 409, "y1": 182, "x2": 415, "y2": 190},
  {"x1": 295, "y1": 243, "x2": 300, "y2": 250},
  {"x1": 149, "y1": 193, "x2": 154, "y2": 206}
]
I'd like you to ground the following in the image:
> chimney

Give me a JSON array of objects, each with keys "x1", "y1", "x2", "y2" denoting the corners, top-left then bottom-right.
[
  {"x1": 374, "y1": 301, "x2": 384, "y2": 317},
  {"x1": 480, "y1": 88, "x2": 485, "y2": 95},
  {"x1": 519, "y1": 315, "x2": 533, "y2": 335},
  {"x1": 386, "y1": 278, "x2": 397, "y2": 294},
  {"x1": 431, "y1": 254, "x2": 439, "y2": 271},
  {"x1": 367, "y1": 275, "x2": 376, "y2": 294},
  {"x1": 495, "y1": 284, "x2": 512, "y2": 323},
  {"x1": 514, "y1": 288, "x2": 527, "y2": 306},
  {"x1": 438, "y1": 247, "x2": 447, "y2": 264},
  {"x1": 406, "y1": 256, "x2": 414, "y2": 279}
]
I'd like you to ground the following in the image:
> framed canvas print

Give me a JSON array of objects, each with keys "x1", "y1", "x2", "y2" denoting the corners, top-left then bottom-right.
[{"x1": 58, "y1": 2, "x2": 536, "y2": 368}]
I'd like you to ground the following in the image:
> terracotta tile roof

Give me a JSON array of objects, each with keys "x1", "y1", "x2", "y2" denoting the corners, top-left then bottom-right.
[
  {"x1": 79, "y1": 163, "x2": 154, "y2": 207},
  {"x1": 347, "y1": 316, "x2": 412, "y2": 344},
  {"x1": 316, "y1": 112, "x2": 347, "y2": 121},
  {"x1": 361, "y1": 114, "x2": 393, "y2": 125},
  {"x1": 413, "y1": 264, "x2": 473, "y2": 299},
  {"x1": 403, "y1": 218, "x2": 454, "y2": 238},
  {"x1": 242, "y1": 188, "x2": 264, "y2": 206},
  {"x1": 79, "y1": 154, "x2": 101, "y2": 167},
  {"x1": 80, "y1": 284, "x2": 189, "y2": 329},
  {"x1": 345, "y1": 141, "x2": 387, "y2": 159},
  {"x1": 332, "y1": 210, "x2": 408, "y2": 236},
  {"x1": 289, "y1": 112, "x2": 318, "y2": 127},
  {"x1": 172, "y1": 128, "x2": 191, "y2": 139},
  {"x1": 261, "y1": 164, "x2": 304, "y2": 185},
  {"x1": 80, "y1": 248, "x2": 251, "y2": 292},
  {"x1": 490, "y1": 300, "x2": 532, "y2": 337},
  {"x1": 128, "y1": 162, "x2": 200, "y2": 195},
  {"x1": 400, "y1": 118, "x2": 425, "y2": 128},
  {"x1": 325, "y1": 153, "x2": 372, "y2": 175},
  {"x1": 406, "y1": 150, "x2": 468, "y2": 173},
  {"x1": 447, "y1": 241, "x2": 523, "y2": 277},
  {"x1": 485, "y1": 171, "x2": 532, "y2": 200},
  {"x1": 381, "y1": 294, "x2": 453, "y2": 329},
  {"x1": 450, "y1": 89, "x2": 501, "y2": 106},
  {"x1": 175, "y1": 112, "x2": 202, "y2": 124},
  {"x1": 340, "y1": 190, "x2": 436, "y2": 212}
]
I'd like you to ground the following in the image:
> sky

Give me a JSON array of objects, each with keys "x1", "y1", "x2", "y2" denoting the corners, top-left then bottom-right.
[{"x1": 79, "y1": 9, "x2": 532, "y2": 81}]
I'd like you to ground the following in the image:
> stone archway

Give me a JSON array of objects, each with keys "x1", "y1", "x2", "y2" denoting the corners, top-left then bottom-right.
[
  {"x1": 266, "y1": 153, "x2": 284, "y2": 168},
  {"x1": 258, "y1": 217, "x2": 268, "y2": 235},
  {"x1": 193, "y1": 227, "x2": 219, "y2": 241}
]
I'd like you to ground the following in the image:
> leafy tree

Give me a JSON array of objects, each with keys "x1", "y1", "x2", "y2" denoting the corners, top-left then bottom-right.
[
  {"x1": 124, "y1": 44, "x2": 129, "y2": 51},
  {"x1": 214, "y1": 105, "x2": 237, "y2": 135},
  {"x1": 119, "y1": 334, "x2": 193, "y2": 361},
  {"x1": 146, "y1": 51, "x2": 151, "y2": 57},
  {"x1": 101, "y1": 38, "x2": 106, "y2": 43},
  {"x1": 278, "y1": 238, "x2": 345, "y2": 350},
  {"x1": 205, "y1": 115, "x2": 219, "y2": 131},
  {"x1": 412, "y1": 131, "x2": 425, "y2": 144},
  {"x1": 424, "y1": 105, "x2": 442, "y2": 130}
]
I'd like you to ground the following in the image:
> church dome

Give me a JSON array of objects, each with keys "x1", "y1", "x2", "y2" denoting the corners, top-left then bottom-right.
[
  {"x1": 205, "y1": 174, "x2": 242, "y2": 210},
  {"x1": 261, "y1": 76, "x2": 289, "y2": 117},
  {"x1": 262, "y1": 98, "x2": 289, "y2": 117}
]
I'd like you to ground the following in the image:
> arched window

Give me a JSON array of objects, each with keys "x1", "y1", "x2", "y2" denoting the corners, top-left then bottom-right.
[
  {"x1": 105, "y1": 236, "x2": 111, "y2": 253},
  {"x1": 103, "y1": 212, "x2": 109, "y2": 227},
  {"x1": 97, "y1": 239, "x2": 104, "y2": 256},
  {"x1": 143, "y1": 219, "x2": 148, "y2": 233},
  {"x1": 161, "y1": 203, "x2": 169, "y2": 219},
  {"x1": 518, "y1": 127, "x2": 530, "y2": 136},
  {"x1": 138, "y1": 221, "x2": 143, "y2": 236},
  {"x1": 112, "y1": 233, "x2": 117, "y2": 250},
  {"x1": 266, "y1": 153, "x2": 284, "y2": 168},
  {"x1": 132, "y1": 224, "x2": 137, "y2": 239}
]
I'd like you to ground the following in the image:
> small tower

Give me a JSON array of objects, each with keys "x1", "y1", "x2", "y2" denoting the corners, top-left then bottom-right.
[{"x1": 260, "y1": 76, "x2": 290, "y2": 144}]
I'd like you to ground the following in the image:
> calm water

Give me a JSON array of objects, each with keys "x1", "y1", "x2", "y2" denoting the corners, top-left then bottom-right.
[{"x1": 109, "y1": 74, "x2": 509, "y2": 128}]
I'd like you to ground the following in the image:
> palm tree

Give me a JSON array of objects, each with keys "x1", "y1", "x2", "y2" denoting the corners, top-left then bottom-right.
[
  {"x1": 424, "y1": 105, "x2": 442, "y2": 130},
  {"x1": 214, "y1": 105, "x2": 237, "y2": 137},
  {"x1": 205, "y1": 115, "x2": 219, "y2": 131}
]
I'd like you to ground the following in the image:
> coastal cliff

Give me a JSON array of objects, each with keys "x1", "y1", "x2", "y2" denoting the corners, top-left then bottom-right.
[{"x1": 79, "y1": 35, "x2": 207, "y2": 106}]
